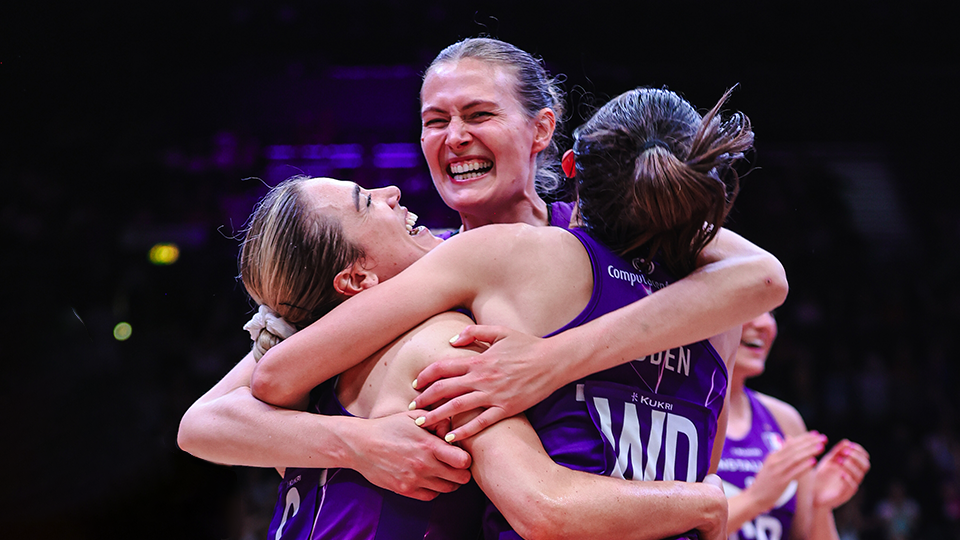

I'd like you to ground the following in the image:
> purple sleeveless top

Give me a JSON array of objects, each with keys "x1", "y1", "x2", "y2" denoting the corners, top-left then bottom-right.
[
  {"x1": 268, "y1": 201, "x2": 573, "y2": 539},
  {"x1": 267, "y1": 379, "x2": 485, "y2": 540},
  {"x1": 484, "y1": 227, "x2": 728, "y2": 540},
  {"x1": 718, "y1": 389, "x2": 797, "y2": 540}
]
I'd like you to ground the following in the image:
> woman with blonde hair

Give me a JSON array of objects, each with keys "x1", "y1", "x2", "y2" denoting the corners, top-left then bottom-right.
[{"x1": 247, "y1": 86, "x2": 770, "y2": 539}]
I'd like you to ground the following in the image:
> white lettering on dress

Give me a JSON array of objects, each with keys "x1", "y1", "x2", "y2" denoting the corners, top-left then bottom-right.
[
  {"x1": 639, "y1": 347, "x2": 691, "y2": 377},
  {"x1": 593, "y1": 396, "x2": 700, "y2": 483},
  {"x1": 606, "y1": 265, "x2": 667, "y2": 290}
]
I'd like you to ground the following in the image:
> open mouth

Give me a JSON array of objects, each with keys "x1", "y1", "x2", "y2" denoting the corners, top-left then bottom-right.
[
  {"x1": 405, "y1": 211, "x2": 424, "y2": 236},
  {"x1": 447, "y1": 159, "x2": 493, "y2": 181},
  {"x1": 740, "y1": 338, "x2": 765, "y2": 350}
]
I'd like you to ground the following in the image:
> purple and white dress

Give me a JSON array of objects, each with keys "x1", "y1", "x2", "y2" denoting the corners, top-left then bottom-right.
[
  {"x1": 484, "y1": 227, "x2": 728, "y2": 539},
  {"x1": 267, "y1": 379, "x2": 485, "y2": 540},
  {"x1": 717, "y1": 388, "x2": 797, "y2": 540},
  {"x1": 267, "y1": 201, "x2": 575, "y2": 539}
]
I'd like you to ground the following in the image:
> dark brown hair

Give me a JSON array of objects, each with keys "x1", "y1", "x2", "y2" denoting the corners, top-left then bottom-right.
[
  {"x1": 239, "y1": 176, "x2": 365, "y2": 358},
  {"x1": 573, "y1": 87, "x2": 752, "y2": 277}
]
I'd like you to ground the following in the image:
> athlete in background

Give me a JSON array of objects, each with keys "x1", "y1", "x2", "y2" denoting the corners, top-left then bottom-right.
[{"x1": 718, "y1": 312, "x2": 870, "y2": 540}]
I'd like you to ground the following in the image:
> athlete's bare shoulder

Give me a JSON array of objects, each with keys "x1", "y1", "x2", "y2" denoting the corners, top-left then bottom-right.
[
  {"x1": 452, "y1": 222, "x2": 576, "y2": 251},
  {"x1": 397, "y1": 312, "x2": 487, "y2": 370},
  {"x1": 358, "y1": 311, "x2": 483, "y2": 419},
  {"x1": 752, "y1": 390, "x2": 807, "y2": 436},
  {"x1": 437, "y1": 223, "x2": 586, "y2": 282}
]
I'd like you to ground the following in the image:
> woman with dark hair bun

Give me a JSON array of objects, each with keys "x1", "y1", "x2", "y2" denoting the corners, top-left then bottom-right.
[
  {"x1": 571, "y1": 86, "x2": 748, "y2": 278},
  {"x1": 410, "y1": 40, "x2": 783, "y2": 443},
  {"x1": 248, "y1": 86, "x2": 770, "y2": 539}
]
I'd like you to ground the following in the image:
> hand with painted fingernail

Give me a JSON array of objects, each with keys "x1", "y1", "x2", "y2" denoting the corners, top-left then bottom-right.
[{"x1": 813, "y1": 439, "x2": 871, "y2": 510}]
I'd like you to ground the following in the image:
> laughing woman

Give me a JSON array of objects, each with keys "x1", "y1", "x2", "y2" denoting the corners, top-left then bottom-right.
[
  {"x1": 250, "y1": 86, "x2": 769, "y2": 539},
  {"x1": 179, "y1": 37, "x2": 785, "y2": 511}
]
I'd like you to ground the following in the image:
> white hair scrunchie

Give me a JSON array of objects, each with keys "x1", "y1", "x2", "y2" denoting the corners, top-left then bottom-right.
[{"x1": 243, "y1": 304, "x2": 297, "y2": 342}]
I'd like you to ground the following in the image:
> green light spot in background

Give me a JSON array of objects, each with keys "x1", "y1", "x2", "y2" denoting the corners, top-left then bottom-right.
[
  {"x1": 149, "y1": 243, "x2": 180, "y2": 265},
  {"x1": 114, "y1": 322, "x2": 133, "y2": 341}
]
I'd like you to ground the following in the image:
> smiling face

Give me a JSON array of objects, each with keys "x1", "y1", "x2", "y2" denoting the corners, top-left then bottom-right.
[
  {"x1": 735, "y1": 312, "x2": 779, "y2": 380},
  {"x1": 420, "y1": 58, "x2": 550, "y2": 226},
  {"x1": 301, "y1": 178, "x2": 442, "y2": 282}
]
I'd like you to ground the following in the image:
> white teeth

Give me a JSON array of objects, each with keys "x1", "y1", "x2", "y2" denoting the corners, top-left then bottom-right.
[
  {"x1": 406, "y1": 212, "x2": 418, "y2": 234},
  {"x1": 449, "y1": 159, "x2": 492, "y2": 179}
]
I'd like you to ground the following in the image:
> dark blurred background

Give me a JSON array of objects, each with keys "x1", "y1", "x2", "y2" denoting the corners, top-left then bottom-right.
[{"x1": 3, "y1": 1, "x2": 958, "y2": 539}]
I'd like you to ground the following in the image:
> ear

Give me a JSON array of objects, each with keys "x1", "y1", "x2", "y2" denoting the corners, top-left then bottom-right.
[
  {"x1": 531, "y1": 108, "x2": 556, "y2": 154},
  {"x1": 562, "y1": 149, "x2": 576, "y2": 178},
  {"x1": 333, "y1": 260, "x2": 379, "y2": 297}
]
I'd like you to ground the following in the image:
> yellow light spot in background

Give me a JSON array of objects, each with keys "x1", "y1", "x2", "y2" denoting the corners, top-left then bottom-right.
[
  {"x1": 149, "y1": 243, "x2": 180, "y2": 265},
  {"x1": 114, "y1": 322, "x2": 133, "y2": 341}
]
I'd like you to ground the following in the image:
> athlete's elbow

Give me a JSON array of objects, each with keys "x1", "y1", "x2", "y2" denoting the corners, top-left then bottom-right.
[
  {"x1": 766, "y1": 260, "x2": 789, "y2": 306},
  {"x1": 510, "y1": 497, "x2": 571, "y2": 540},
  {"x1": 512, "y1": 511, "x2": 559, "y2": 540},
  {"x1": 753, "y1": 253, "x2": 788, "y2": 310},
  {"x1": 249, "y1": 362, "x2": 294, "y2": 408},
  {"x1": 176, "y1": 405, "x2": 205, "y2": 457}
]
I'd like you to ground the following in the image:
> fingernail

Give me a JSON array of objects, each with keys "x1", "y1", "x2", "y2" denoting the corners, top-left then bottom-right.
[
  {"x1": 449, "y1": 334, "x2": 460, "y2": 344},
  {"x1": 412, "y1": 378, "x2": 418, "y2": 389},
  {"x1": 415, "y1": 416, "x2": 426, "y2": 426},
  {"x1": 408, "y1": 401, "x2": 417, "y2": 411},
  {"x1": 445, "y1": 432, "x2": 456, "y2": 443}
]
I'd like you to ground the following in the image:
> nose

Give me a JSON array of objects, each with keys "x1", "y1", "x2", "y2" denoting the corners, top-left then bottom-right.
[
  {"x1": 374, "y1": 185, "x2": 402, "y2": 208},
  {"x1": 445, "y1": 117, "x2": 471, "y2": 148}
]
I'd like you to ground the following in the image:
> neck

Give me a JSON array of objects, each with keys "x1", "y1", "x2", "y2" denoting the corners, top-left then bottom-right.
[{"x1": 459, "y1": 195, "x2": 550, "y2": 230}]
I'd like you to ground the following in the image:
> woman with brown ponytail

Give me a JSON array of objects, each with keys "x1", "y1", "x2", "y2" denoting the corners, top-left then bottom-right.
[
  {"x1": 180, "y1": 38, "x2": 785, "y2": 506},
  {"x1": 248, "y1": 87, "x2": 769, "y2": 539}
]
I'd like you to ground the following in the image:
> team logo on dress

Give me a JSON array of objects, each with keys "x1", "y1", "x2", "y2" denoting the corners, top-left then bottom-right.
[
  {"x1": 762, "y1": 432, "x2": 784, "y2": 452},
  {"x1": 631, "y1": 257, "x2": 656, "y2": 275}
]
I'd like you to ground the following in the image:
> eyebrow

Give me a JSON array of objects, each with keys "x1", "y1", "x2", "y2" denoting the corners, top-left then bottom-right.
[
  {"x1": 421, "y1": 100, "x2": 498, "y2": 116},
  {"x1": 353, "y1": 184, "x2": 361, "y2": 212}
]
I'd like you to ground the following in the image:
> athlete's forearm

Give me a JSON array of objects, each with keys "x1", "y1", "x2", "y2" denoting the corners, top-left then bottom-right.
[
  {"x1": 178, "y1": 354, "x2": 353, "y2": 468},
  {"x1": 550, "y1": 229, "x2": 787, "y2": 384},
  {"x1": 809, "y1": 505, "x2": 840, "y2": 540},
  {"x1": 179, "y1": 386, "x2": 359, "y2": 467},
  {"x1": 251, "y1": 245, "x2": 474, "y2": 408},
  {"x1": 725, "y1": 491, "x2": 770, "y2": 536},
  {"x1": 466, "y1": 416, "x2": 727, "y2": 540}
]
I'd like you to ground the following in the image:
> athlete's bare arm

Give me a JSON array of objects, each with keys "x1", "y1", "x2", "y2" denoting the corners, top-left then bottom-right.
[
  {"x1": 250, "y1": 223, "x2": 586, "y2": 409},
  {"x1": 722, "y1": 393, "x2": 819, "y2": 537},
  {"x1": 365, "y1": 311, "x2": 730, "y2": 540},
  {"x1": 739, "y1": 394, "x2": 868, "y2": 540},
  {"x1": 464, "y1": 413, "x2": 728, "y2": 540},
  {"x1": 706, "y1": 325, "x2": 742, "y2": 474},
  {"x1": 177, "y1": 352, "x2": 471, "y2": 501},
  {"x1": 412, "y1": 227, "x2": 789, "y2": 440}
]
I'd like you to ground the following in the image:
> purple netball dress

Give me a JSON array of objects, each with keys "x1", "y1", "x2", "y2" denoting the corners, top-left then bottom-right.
[
  {"x1": 483, "y1": 227, "x2": 728, "y2": 540},
  {"x1": 717, "y1": 389, "x2": 797, "y2": 540},
  {"x1": 267, "y1": 379, "x2": 485, "y2": 540},
  {"x1": 268, "y1": 201, "x2": 574, "y2": 540}
]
